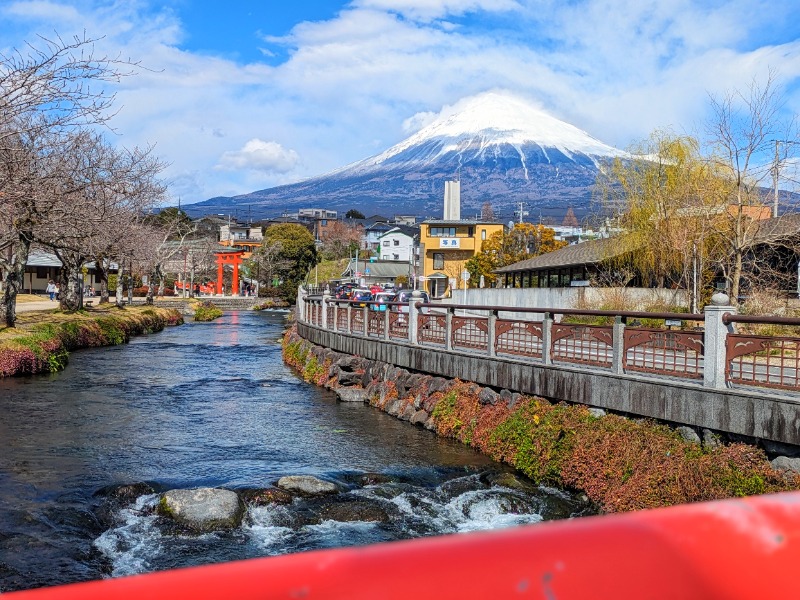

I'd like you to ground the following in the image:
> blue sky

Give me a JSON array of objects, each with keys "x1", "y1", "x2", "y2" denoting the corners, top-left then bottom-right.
[{"x1": 2, "y1": 0, "x2": 800, "y2": 204}]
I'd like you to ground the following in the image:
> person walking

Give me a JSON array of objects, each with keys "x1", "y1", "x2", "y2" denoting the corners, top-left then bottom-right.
[{"x1": 46, "y1": 280, "x2": 56, "y2": 301}]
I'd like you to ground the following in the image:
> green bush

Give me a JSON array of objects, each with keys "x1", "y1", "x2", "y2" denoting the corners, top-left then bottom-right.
[{"x1": 194, "y1": 301, "x2": 223, "y2": 322}]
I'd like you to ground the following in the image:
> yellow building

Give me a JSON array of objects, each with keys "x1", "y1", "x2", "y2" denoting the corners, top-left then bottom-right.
[{"x1": 418, "y1": 220, "x2": 505, "y2": 297}]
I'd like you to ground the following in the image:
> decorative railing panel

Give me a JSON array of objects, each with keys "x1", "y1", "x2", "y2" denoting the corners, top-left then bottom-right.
[
  {"x1": 312, "y1": 303, "x2": 322, "y2": 327},
  {"x1": 326, "y1": 307, "x2": 334, "y2": 329},
  {"x1": 624, "y1": 328, "x2": 704, "y2": 379},
  {"x1": 551, "y1": 324, "x2": 613, "y2": 367},
  {"x1": 495, "y1": 320, "x2": 544, "y2": 358},
  {"x1": 367, "y1": 311, "x2": 384, "y2": 337},
  {"x1": 418, "y1": 314, "x2": 446, "y2": 345},
  {"x1": 336, "y1": 306, "x2": 349, "y2": 332},
  {"x1": 727, "y1": 335, "x2": 800, "y2": 391},
  {"x1": 350, "y1": 309, "x2": 365, "y2": 334},
  {"x1": 388, "y1": 311, "x2": 409, "y2": 340},
  {"x1": 451, "y1": 316, "x2": 489, "y2": 352}
]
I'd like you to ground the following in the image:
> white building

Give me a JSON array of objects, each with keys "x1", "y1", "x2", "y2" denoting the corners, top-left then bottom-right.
[{"x1": 377, "y1": 226, "x2": 416, "y2": 262}]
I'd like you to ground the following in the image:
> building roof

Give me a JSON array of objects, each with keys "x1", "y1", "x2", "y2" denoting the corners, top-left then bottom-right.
[
  {"x1": 377, "y1": 225, "x2": 418, "y2": 239},
  {"x1": 494, "y1": 237, "x2": 621, "y2": 273},
  {"x1": 342, "y1": 259, "x2": 410, "y2": 278},
  {"x1": 26, "y1": 251, "x2": 62, "y2": 268},
  {"x1": 423, "y1": 220, "x2": 502, "y2": 226},
  {"x1": 750, "y1": 212, "x2": 800, "y2": 243}
]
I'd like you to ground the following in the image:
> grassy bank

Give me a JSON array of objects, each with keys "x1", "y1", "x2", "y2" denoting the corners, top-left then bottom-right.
[
  {"x1": 0, "y1": 306, "x2": 184, "y2": 377},
  {"x1": 193, "y1": 301, "x2": 223, "y2": 322},
  {"x1": 283, "y1": 328, "x2": 799, "y2": 513}
]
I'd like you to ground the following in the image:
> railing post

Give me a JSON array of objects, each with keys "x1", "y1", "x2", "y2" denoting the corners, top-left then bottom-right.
[
  {"x1": 332, "y1": 302, "x2": 339, "y2": 331},
  {"x1": 703, "y1": 293, "x2": 736, "y2": 389},
  {"x1": 362, "y1": 306, "x2": 369, "y2": 337},
  {"x1": 612, "y1": 315, "x2": 626, "y2": 374},
  {"x1": 542, "y1": 312, "x2": 553, "y2": 365},
  {"x1": 488, "y1": 310, "x2": 497, "y2": 357},
  {"x1": 296, "y1": 286, "x2": 306, "y2": 322},
  {"x1": 347, "y1": 303, "x2": 353, "y2": 334},
  {"x1": 383, "y1": 308, "x2": 390, "y2": 340},
  {"x1": 445, "y1": 307, "x2": 454, "y2": 351},
  {"x1": 321, "y1": 293, "x2": 330, "y2": 329},
  {"x1": 409, "y1": 291, "x2": 421, "y2": 345}
]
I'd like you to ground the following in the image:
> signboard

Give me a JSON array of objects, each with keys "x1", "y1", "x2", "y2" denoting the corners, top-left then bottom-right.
[
  {"x1": 439, "y1": 238, "x2": 460, "y2": 249},
  {"x1": 570, "y1": 280, "x2": 590, "y2": 287},
  {"x1": 461, "y1": 270, "x2": 470, "y2": 281},
  {"x1": 665, "y1": 319, "x2": 683, "y2": 327}
]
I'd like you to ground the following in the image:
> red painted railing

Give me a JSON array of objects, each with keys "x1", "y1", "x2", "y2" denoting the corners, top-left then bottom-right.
[{"x1": 11, "y1": 491, "x2": 800, "y2": 599}]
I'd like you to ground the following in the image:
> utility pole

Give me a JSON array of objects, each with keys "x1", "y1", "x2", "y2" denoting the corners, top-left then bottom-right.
[
  {"x1": 514, "y1": 202, "x2": 529, "y2": 224},
  {"x1": 774, "y1": 140, "x2": 780, "y2": 218}
]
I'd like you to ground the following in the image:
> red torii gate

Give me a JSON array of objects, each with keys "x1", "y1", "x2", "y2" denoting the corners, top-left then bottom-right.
[{"x1": 214, "y1": 250, "x2": 244, "y2": 296}]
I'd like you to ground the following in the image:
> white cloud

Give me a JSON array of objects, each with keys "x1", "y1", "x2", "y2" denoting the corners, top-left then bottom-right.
[
  {"x1": 216, "y1": 139, "x2": 300, "y2": 174},
  {"x1": 2, "y1": 0, "x2": 799, "y2": 204},
  {"x1": 352, "y1": 0, "x2": 521, "y2": 21},
  {"x1": 403, "y1": 110, "x2": 437, "y2": 133}
]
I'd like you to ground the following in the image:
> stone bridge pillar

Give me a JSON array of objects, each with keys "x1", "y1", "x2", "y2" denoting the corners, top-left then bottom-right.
[{"x1": 703, "y1": 293, "x2": 736, "y2": 389}]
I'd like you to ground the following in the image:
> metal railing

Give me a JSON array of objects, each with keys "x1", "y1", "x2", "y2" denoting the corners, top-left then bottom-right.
[
  {"x1": 723, "y1": 314, "x2": 800, "y2": 391},
  {"x1": 300, "y1": 293, "x2": 800, "y2": 394}
]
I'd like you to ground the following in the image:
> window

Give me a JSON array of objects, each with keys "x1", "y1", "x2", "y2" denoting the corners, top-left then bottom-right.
[
  {"x1": 468, "y1": 226, "x2": 474, "y2": 237},
  {"x1": 320, "y1": 219, "x2": 327, "y2": 226},
  {"x1": 383, "y1": 240, "x2": 390, "y2": 246},
  {"x1": 481, "y1": 229, "x2": 487, "y2": 241},
  {"x1": 393, "y1": 253, "x2": 399, "y2": 260},
  {"x1": 36, "y1": 267, "x2": 48, "y2": 278},
  {"x1": 430, "y1": 227, "x2": 456, "y2": 237},
  {"x1": 433, "y1": 253, "x2": 444, "y2": 270},
  {"x1": 382, "y1": 255, "x2": 389, "y2": 260},
  {"x1": 393, "y1": 239, "x2": 399, "y2": 246}
]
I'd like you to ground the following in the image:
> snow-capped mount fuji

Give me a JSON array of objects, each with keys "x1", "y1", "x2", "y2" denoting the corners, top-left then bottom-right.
[{"x1": 188, "y1": 91, "x2": 627, "y2": 220}]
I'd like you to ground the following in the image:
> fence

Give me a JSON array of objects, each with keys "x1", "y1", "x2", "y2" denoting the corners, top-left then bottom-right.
[{"x1": 299, "y1": 292, "x2": 800, "y2": 394}]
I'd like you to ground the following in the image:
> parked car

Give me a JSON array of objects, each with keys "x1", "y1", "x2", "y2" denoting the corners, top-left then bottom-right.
[
  {"x1": 392, "y1": 290, "x2": 431, "y2": 314},
  {"x1": 349, "y1": 289, "x2": 373, "y2": 307},
  {"x1": 334, "y1": 282, "x2": 358, "y2": 300},
  {"x1": 370, "y1": 292, "x2": 396, "y2": 311},
  {"x1": 369, "y1": 284, "x2": 384, "y2": 295}
]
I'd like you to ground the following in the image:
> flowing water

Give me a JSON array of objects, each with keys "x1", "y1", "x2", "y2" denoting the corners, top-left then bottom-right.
[{"x1": 0, "y1": 310, "x2": 591, "y2": 592}]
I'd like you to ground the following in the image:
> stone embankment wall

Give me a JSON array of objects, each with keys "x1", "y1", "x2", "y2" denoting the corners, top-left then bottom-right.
[{"x1": 283, "y1": 326, "x2": 799, "y2": 514}]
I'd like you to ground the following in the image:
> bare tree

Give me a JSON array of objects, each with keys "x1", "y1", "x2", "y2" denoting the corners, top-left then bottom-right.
[
  {"x1": 706, "y1": 71, "x2": 799, "y2": 302},
  {"x1": 481, "y1": 201, "x2": 495, "y2": 221},
  {"x1": 0, "y1": 34, "x2": 138, "y2": 326},
  {"x1": 320, "y1": 220, "x2": 363, "y2": 260}
]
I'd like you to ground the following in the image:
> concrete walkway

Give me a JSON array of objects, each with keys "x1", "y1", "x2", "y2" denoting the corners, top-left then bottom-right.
[{"x1": 16, "y1": 299, "x2": 59, "y2": 313}]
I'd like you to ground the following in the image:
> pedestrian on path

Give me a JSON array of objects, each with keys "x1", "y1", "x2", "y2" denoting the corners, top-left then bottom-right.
[{"x1": 46, "y1": 280, "x2": 56, "y2": 301}]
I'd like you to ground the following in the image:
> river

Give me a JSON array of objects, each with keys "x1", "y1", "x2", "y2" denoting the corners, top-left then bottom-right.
[{"x1": 0, "y1": 310, "x2": 590, "y2": 592}]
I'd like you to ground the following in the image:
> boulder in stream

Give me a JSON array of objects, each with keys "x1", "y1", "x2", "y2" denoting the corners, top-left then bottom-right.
[
  {"x1": 158, "y1": 488, "x2": 244, "y2": 532},
  {"x1": 277, "y1": 475, "x2": 339, "y2": 496}
]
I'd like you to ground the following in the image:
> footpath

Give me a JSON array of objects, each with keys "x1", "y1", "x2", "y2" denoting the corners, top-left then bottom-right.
[{"x1": 16, "y1": 298, "x2": 59, "y2": 313}]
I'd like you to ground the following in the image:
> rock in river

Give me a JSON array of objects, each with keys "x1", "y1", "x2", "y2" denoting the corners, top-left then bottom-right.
[
  {"x1": 277, "y1": 475, "x2": 339, "y2": 496},
  {"x1": 158, "y1": 488, "x2": 244, "y2": 532}
]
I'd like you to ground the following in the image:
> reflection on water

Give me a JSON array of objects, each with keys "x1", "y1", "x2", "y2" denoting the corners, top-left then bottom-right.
[{"x1": 0, "y1": 311, "x2": 585, "y2": 592}]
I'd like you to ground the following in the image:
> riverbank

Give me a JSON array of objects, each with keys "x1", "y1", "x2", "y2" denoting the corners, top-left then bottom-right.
[
  {"x1": 0, "y1": 306, "x2": 184, "y2": 377},
  {"x1": 283, "y1": 325, "x2": 800, "y2": 513}
]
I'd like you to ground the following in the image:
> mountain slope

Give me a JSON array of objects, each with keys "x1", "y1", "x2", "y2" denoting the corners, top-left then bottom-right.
[{"x1": 186, "y1": 91, "x2": 627, "y2": 220}]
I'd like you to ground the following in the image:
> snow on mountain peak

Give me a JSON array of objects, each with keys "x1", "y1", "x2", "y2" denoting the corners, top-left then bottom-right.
[{"x1": 360, "y1": 90, "x2": 625, "y2": 168}]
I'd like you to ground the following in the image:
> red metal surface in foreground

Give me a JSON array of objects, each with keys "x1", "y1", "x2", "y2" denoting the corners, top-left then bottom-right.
[{"x1": 10, "y1": 491, "x2": 800, "y2": 599}]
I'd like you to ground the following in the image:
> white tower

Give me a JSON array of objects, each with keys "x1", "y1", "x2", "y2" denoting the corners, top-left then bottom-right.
[{"x1": 443, "y1": 180, "x2": 461, "y2": 220}]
